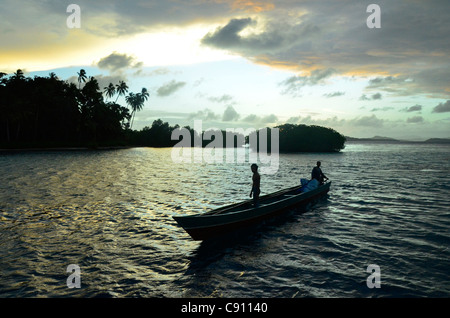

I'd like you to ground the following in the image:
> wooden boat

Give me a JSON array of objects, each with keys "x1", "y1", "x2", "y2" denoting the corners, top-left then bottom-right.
[{"x1": 173, "y1": 181, "x2": 331, "y2": 240}]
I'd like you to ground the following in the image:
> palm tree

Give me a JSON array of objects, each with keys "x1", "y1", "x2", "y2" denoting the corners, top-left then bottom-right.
[
  {"x1": 103, "y1": 83, "x2": 116, "y2": 101},
  {"x1": 126, "y1": 92, "x2": 146, "y2": 129},
  {"x1": 115, "y1": 80, "x2": 129, "y2": 102},
  {"x1": 140, "y1": 87, "x2": 149, "y2": 103},
  {"x1": 132, "y1": 87, "x2": 149, "y2": 129},
  {"x1": 125, "y1": 92, "x2": 137, "y2": 122},
  {"x1": 12, "y1": 69, "x2": 25, "y2": 81},
  {"x1": 77, "y1": 69, "x2": 87, "y2": 89},
  {"x1": 49, "y1": 72, "x2": 58, "y2": 80}
]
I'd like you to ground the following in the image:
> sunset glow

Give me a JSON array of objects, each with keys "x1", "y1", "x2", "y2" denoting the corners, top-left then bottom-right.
[{"x1": 1, "y1": 0, "x2": 449, "y2": 139}]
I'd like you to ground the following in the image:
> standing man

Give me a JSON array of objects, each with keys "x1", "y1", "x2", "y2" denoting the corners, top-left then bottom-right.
[
  {"x1": 311, "y1": 161, "x2": 328, "y2": 184},
  {"x1": 250, "y1": 163, "x2": 261, "y2": 207}
]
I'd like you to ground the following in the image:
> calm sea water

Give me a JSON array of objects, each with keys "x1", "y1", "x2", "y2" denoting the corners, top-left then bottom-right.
[{"x1": 0, "y1": 142, "x2": 449, "y2": 298}]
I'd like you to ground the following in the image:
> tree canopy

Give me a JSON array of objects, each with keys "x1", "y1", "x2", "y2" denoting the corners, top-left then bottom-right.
[
  {"x1": 248, "y1": 124, "x2": 346, "y2": 152},
  {"x1": 0, "y1": 69, "x2": 139, "y2": 148}
]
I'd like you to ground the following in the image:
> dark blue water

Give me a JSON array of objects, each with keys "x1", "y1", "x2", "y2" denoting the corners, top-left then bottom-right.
[{"x1": 0, "y1": 142, "x2": 449, "y2": 297}]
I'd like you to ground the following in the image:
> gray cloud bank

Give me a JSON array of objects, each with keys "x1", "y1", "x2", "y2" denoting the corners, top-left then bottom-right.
[
  {"x1": 199, "y1": 0, "x2": 450, "y2": 98},
  {"x1": 3, "y1": 0, "x2": 449, "y2": 99}
]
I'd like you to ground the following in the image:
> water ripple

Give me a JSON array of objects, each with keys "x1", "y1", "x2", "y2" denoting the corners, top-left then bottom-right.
[{"x1": 0, "y1": 144, "x2": 449, "y2": 297}]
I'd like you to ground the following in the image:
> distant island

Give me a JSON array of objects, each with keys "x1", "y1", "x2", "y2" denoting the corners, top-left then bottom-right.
[
  {"x1": 247, "y1": 124, "x2": 346, "y2": 153},
  {"x1": 0, "y1": 69, "x2": 348, "y2": 153},
  {"x1": 346, "y1": 136, "x2": 450, "y2": 144}
]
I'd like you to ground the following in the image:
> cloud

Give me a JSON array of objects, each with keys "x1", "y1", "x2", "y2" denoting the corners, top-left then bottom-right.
[
  {"x1": 406, "y1": 116, "x2": 424, "y2": 123},
  {"x1": 202, "y1": 18, "x2": 255, "y2": 49},
  {"x1": 242, "y1": 113, "x2": 278, "y2": 124},
  {"x1": 323, "y1": 91, "x2": 345, "y2": 98},
  {"x1": 367, "y1": 69, "x2": 450, "y2": 98},
  {"x1": 279, "y1": 68, "x2": 337, "y2": 96},
  {"x1": 187, "y1": 108, "x2": 220, "y2": 121},
  {"x1": 208, "y1": 94, "x2": 235, "y2": 103},
  {"x1": 227, "y1": 0, "x2": 275, "y2": 13},
  {"x1": 350, "y1": 114, "x2": 384, "y2": 128},
  {"x1": 156, "y1": 80, "x2": 186, "y2": 97},
  {"x1": 371, "y1": 107, "x2": 394, "y2": 112},
  {"x1": 285, "y1": 114, "x2": 384, "y2": 130},
  {"x1": 360, "y1": 93, "x2": 382, "y2": 101},
  {"x1": 222, "y1": 105, "x2": 240, "y2": 121},
  {"x1": 193, "y1": 78, "x2": 205, "y2": 87},
  {"x1": 201, "y1": 15, "x2": 320, "y2": 56},
  {"x1": 144, "y1": 67, "x2": 173, "y2": 76},
  {"x1": 372, "y1": 93, "x2": 382, "y2": 100},
  {"x1": 185, "y1": 107, "x2": 277, "y2": 126},
  {"x1": 265, "y1": 112, "x2": 449, "y2": 140},
  {"x1": 2, "y1": 0, "x2": 450, "y2": 102},
  {"x1": 97, "y1": 52, "x2": 143, "y2": 73},
  {"x1": 200, "y1": 1, "x2": 450, "y2": 97},
  {"x1": 432, "y1": 100, "x2": 450, "y2": 113},
  {"x1": 401, "y1": 105, "x2": 422, "y2": 112}
]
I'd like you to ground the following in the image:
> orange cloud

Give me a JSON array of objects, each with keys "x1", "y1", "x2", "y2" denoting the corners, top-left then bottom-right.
[
  {"x1": 213, "y1": 0, "x2": 274, "y2": 13},
  {"x1": 251, "y1": 54, "x2": 303, "y2": 72},
  {"x1": 232, "y1": 0, "x2": 274, "y2": 12}
]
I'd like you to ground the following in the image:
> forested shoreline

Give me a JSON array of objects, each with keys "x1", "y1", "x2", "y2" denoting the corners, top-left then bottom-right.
[{"x1": 1, "y1": 69, "x2": 346, "y2": 152}]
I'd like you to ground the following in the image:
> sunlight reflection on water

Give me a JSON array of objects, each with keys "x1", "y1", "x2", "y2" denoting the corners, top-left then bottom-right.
[{"x1": 0, "y1": 143, "x2": 449, "y2": 297}]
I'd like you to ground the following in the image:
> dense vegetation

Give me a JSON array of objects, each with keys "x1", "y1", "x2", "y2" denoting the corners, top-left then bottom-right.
[
  {"x1": 0, "y1": 69, "x2": 137, "y2": 148},
  {"x1": 1, "y1": 69, "x2": 346, "y2": 152},
  {"x1": 248, "y1": 124, "x2": 346, "y2": 152},
  {"x1": 277, "y1": 124, "x2": 346, "y2": 152}
]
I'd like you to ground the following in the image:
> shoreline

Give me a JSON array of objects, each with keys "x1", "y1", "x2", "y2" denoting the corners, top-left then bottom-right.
[
  {"x1": 1, "y1": 139, "x2": 449, "y2": 153},
  {"x1": 0, "y1": 146, "x2": 133, "y2": 153}
]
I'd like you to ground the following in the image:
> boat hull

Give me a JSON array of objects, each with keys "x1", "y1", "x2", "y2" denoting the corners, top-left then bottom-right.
[{"x1": 173, "y1": 182, "x2": 331, "y2": 240}]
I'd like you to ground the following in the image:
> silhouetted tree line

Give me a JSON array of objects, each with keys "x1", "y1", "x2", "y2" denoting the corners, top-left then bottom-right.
[
  {"x1": 0, "y1": 69, "x2": 153, "y2": 148},
  {"x1": 0, "y1": 70, "x2": 346, "y2": 151},
  {"x1": 130, "y1": 120, "x2": 246, "y2": 148},
  {"x1": 248, "y1": 124, "x2": 346, "y2": 152}
]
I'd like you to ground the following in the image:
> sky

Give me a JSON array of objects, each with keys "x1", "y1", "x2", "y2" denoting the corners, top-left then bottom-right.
[{"x1": 1, "y1": 0, "x2": 449, "y2": 140}]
